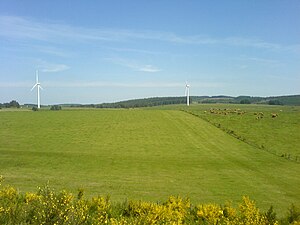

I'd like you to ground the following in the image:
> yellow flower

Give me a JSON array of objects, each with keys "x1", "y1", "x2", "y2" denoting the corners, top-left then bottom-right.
[
  {"x1": 197, "y1": 203, "x2": 224, "y2": 225},
  {"x1": 25, "y1": 192, "x2": 40, "y2": 203}
]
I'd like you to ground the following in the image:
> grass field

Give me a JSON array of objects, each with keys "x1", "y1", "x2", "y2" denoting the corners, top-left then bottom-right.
[
  {"x1": 0, "y1": 106, "x2": 299, "y2": 215},
  {"x1": 181, "y1": 104, "x2": 300, "y2": 161}
]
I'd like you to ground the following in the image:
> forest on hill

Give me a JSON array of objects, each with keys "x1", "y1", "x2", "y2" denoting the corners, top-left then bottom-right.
[
  {"x1": 3, "y1": 95, "x2": 299, "y2": 109},
  {"x1": 66, "y1": 95, "x2": 300, "y2": 108}
]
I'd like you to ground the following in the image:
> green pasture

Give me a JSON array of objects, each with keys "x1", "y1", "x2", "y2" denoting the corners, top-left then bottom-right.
[
  {"x1": 181, "y1": 104, "x2": 300, "y2": 161},
  {"x1": 0, "y1": 107, "x2": 299, "y2": 215}
]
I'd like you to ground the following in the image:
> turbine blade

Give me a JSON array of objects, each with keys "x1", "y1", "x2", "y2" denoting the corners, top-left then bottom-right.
[
  {"x1": 39, "y1": 85, "x2": 44, "y2": 90},
  {"x1": 31, "y1": 83, "x2": 37, "y2": 91},
  {"x1": 36, "y1": 70, "x2": 39, "y2": 83}
]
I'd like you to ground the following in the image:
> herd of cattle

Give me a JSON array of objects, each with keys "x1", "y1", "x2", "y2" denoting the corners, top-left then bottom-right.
[{"x1": 204, "y1": 108, "x2": 278, "y2": 119}]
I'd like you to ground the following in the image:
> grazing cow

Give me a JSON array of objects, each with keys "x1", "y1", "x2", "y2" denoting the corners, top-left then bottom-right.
[{"x1": 271, "y1": 113, "x2": 278, "y2": 118}]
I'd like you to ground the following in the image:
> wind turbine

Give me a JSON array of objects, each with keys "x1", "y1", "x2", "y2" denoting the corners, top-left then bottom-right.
[
  {"x1": 31, "y1": 70, "x2": 43, "y2": 108},
  {"x1": 185, "y1": 81, "x2": 190, "y2": 106}
]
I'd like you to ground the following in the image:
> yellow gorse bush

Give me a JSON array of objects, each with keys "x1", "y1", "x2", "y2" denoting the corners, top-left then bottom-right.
[
  {"x1": 196, "y1": 203, "x2": 224, "y2": 224},
  {"x1": 238, "y1": 196, "x2": 268, "y2": 225},
  {"x1": 0, "y1": 178, "x2": 299, "y2": 224},
  {"x1": 90, "y1": 196, "x2": 111, "y2": 224},
  {"x1": 125, "y1": 196, "x2": 190, "y2": 224},
  {"x1": 0, "y1": 175, "x2": 3, "y2": 186}
]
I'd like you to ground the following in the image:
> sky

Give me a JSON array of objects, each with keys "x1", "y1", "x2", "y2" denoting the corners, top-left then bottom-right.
[{"x1": 0, "y1": 1, "x2": 300, "y2": 104}]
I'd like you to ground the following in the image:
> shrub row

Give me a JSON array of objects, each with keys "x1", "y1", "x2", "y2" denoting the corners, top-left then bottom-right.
[{"x1": 0, "y1": 177, "x2": 299, "y2": 224}]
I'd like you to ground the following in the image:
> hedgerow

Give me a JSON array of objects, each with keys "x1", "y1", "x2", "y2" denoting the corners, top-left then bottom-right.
[{"x1": 0, "y1": 176, "x2": 299, "y2": 224}]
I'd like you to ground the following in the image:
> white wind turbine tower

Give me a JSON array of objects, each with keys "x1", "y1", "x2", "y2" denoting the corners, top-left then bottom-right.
[
  {"x1": 31, "y1": 70, "x2": 43, "y2": 108},
  {"x1": 185, "y1": 81, "x2": 190, "y2": 106}
]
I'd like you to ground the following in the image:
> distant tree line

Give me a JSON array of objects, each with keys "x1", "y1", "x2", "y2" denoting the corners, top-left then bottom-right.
[
  {"x1": 238, "y1": 97, "x2": 283, "y2": 105},
  {"x1": 71, "y1": 97, "x2": 191, "y2": 108},
  {"x1": 0, "y1": 100, "x2": 20, "y2": 109},
  {"x1": 2, "y1": 95, "x2": 299, "y2": 110},
  {"x1": 239, "y1": 99, "x2": 251, "y2": 104},
  {"x1": 268, "y1": 99, "x2": 283, "y2": 105},
  {"x1": 31, "y1": 105, "x2": 62, "y2": 111},
  {"x1": 233, "y1": 96, "x2": 262, "y2": 104},
  {"x1": 198, "y1": 95, "x2": 299, "y2": 105},
  {"x1": 65, "y1": 94, "x2": 300, "y2": 108}
]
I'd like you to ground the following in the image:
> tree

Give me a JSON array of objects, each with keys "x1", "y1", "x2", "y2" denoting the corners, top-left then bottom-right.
[
  {"x1": 32, "y1": 106, "x2": 38, "y2": 111},
  {"x1": 0, "y1": 100, "x2": 20, "y2": 108},
  {"x1": 268, "y1": 100, "x2": 283, "y2": 105},
  {"x1": 9, "y1": 100, "x2": 20, "y2": 108},
  {"x1": 240, "y1": 99, "x2": 251, "y2": 104},
  {"x1": 50, "y1": 105, "x2": 62, "y2": 111}
]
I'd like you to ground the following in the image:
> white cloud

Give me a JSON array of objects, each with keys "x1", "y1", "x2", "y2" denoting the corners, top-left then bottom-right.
[
  {"x1": 105, "y1": 57, "x2": 161, "y2": 73},
  {"x1": 223, "y1": 37, "x2": 281, "y2": 50},
  {"x1": 234, "y1": 56, "x2": 283, "y2": 68},
  {"x1": 42, "y1": 81, "x2": 223, "y2": 88},
  {"x1": 1, "y1": 15, "x2": 299, "y2": 53},
  {"x1": 247, "y1": 57, "x2": 279, "y2": 64},
  {"x1": 106, "y1": 47, "x2": 165, "y2": 55},
  {"x1": 138, "y1": 65, "x2": 161, "y2": 73},
  {"x1": 35, "y1": 60, "x2": 70, "y2": 73},
  {"x1": 40, "y1": 64, "x2": 70, "y2": 73},
  {"x1": 34, "y1": 46, "x2": 74, "y2": 58},
  {"x1": 0, "y1": 82, "x2": 32, "y2": 88}
]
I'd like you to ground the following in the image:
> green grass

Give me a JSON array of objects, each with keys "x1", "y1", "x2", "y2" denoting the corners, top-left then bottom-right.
[
  {"x1": 0, "y1": 108, "x2": 299, "y2": 216},
  {"x1": 182, "y1": 104, "x2": 300, "y2": 161}
]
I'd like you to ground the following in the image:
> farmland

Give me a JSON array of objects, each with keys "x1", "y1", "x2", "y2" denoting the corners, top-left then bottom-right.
[
  {"x1": 181, "y1": 104, "x2": 300, "y2": 162},
  {"x1": 0, "y1": 105, "x2": 299, "y2": 215}
]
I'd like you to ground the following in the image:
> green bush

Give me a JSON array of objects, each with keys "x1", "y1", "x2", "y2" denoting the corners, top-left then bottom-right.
[{"x1": 50, "y1": 105, "x2": 62, "y2": 111}]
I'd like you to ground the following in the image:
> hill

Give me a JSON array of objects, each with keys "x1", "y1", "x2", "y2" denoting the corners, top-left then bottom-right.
[
  {"x1": 68, "y1": 96, "x2": 188, "y2": 108},
  {"x1": 182, "y1": 104, "x2": 300, "y2": 162},
  {"x1": 62, "y1": 94, "x2": 300, "y2": 108},
  {"x1": 195, "y1": 95, "x2": 300, "y2": 105}
]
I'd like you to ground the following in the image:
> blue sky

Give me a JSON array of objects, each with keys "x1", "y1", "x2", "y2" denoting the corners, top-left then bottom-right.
[{"x1": 0, "y1": 1, "x2": 299, "y2": 104}]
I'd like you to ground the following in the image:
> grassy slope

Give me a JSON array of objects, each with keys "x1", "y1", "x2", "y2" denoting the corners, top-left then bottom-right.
[
  {"x1": 181, "y1": 104, "x2": 300, "y2": 161},
  {"x1": 0, "y1": 109, "x2": 299, "y2": 215}
]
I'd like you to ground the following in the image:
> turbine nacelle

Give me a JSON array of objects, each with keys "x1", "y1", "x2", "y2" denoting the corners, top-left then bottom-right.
[
  {"x1": 185, "y1": 80, "x2": 189, "y2": 86},
  {"x1": 31, "y1": 83, "x2": 42, "y2": 91}
]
